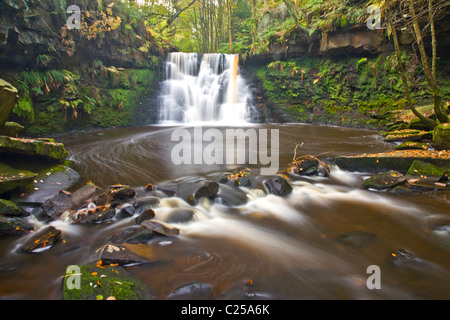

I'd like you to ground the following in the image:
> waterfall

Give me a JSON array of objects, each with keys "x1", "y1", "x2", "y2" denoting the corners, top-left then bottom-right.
[{"x1": 158, "y1": 52, "x2": 251, "y2": 124}]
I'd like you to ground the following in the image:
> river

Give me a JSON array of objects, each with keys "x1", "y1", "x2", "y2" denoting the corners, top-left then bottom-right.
[{"x1": 1, "y1": 123, "x2": 450, "y2": 299}]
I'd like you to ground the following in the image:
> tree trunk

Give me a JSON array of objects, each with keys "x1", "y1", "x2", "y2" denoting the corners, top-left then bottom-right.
[
  {"x1": 408, "y1": 0, "x2": 448, "y2": 123},
  {"x1": 388, "y1": 11, "x2": 436, "y2": 126},
  {"x1": 228, "y1": 0, "x2": 232, "y2": 53}
]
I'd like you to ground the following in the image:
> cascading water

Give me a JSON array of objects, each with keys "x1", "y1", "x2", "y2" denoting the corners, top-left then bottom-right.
[{"x1": 159, "y1": 52, "x2": 252, "y2": 124}]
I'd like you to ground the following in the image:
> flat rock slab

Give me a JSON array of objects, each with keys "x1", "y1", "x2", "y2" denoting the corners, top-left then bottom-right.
[
  {"x1": 15, "y1": 164, "x2": 81, "y2": 204},
  {"x1": 141, "y1": 220, "x2": 180, "y2": 237},
  {"x1": 383, "y1": 129, "x2": 432, "y2": 143},
  {"x1": 62, "y1": 263, "x2": 156, "y2": 300},
  {"x1": 21, "y1": 225, "x2": 62, "y2": 252},
  {"x1": 0, "y1": 161, "x2": 36, "y2": 195},
  {"x1": 335, "y1": 150, "x2": 450, "y2": 174},
  {"x1": 0, "y1": 136, "x2": 68, "y2": 161}
]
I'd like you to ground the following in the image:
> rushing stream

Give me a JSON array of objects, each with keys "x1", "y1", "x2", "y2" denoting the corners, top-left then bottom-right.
[
  {"x1": 1, "y1": 124, "x2": 450, "y2": 299},
  {"x1": 1, "y1": 52, "x2": 449, "y2": 300}
]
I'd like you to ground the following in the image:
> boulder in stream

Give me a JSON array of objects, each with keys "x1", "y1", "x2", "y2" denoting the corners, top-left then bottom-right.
[
  {"x1": 362, "y1": 170, "x2": 406, "y2": 190},
  {"x1": 176, "y1": 180, "x2": 219, "y2": 205},
  {"x1": 0, "y1": 161, "x2": 36, "y2": 195},
  {"x1": 21, "y1": 225, "x2": 62, "y2": 253},
  {"x1": 0, "y1": 216, "x2": 33, "y2": 236},
  {"x1": 263, "y1": 175, "x2": 293, "y2": 196},
  {"x1": 62, "y1": 263, "x2": 156, "y2": 300},
  {"x1": 141, "y1": 219, "x2": 180, "y2": 237},
  {"x1": 0, "y1": 136, "x2": 68, "y2": 161}
]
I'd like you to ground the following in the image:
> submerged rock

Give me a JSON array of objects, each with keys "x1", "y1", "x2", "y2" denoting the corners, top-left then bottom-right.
[
  {"x1": 163, "y1": 208, "x2": 196, "y2": 223},
  {"x1": 336, "y1": 230, "x2": 376, "y2": 248},
  {"x1": 362, "y1": 170, "x2": 406, "y2": 190},
  {"x1": 167, "y1": 282, "x2": 213, "y2": 300}
]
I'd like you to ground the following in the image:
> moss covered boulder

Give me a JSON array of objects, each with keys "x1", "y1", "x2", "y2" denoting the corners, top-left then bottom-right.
[
  {"x1": 433, "y1": 123, "x2": 450, "y2": 150},
  {"x1": 383, "y1": 129, "x2": 432, "y2": 143},
  {"x1": 0, "y1": 122, "x2": 24, "y2": 137},
  {"x1": 405, "y1": 160, "x2": 448, "y2": 189},
  {"x1": 394, "y1": 141, "x2": 429, "y2": 151},
  {"x1": 0, "y1": 136, "x2": 68, "y2": 161},
  {"x1": 0, "y1": 199, "x2": 26, "y2": 216},
  {"x1": 0, "y1": 161, "x2": 37, "y2": 195},
  {"x1": 362, "y1": 170, "x2": 406, "y2": 190},
  {"x1": 62, "y1": 264, "x2": 156, "y2": 300}
]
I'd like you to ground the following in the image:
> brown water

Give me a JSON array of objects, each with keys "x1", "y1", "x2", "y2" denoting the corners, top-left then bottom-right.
[{"x1": 1, "y1": 124, "x2": 450, "y2": 300}]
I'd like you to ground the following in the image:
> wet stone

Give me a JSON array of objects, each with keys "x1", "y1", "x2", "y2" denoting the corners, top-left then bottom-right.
[
  {"x1": 263, "y1": 176, "x2": 293, "y2": 196},
  {"x1": 362, "y1": 170, "x2": 406, "y2": 190},
  {"x1": 99, "y1": 244, "x2": 150, "y2": 266},
  {"x1": 0, "y1": 216, "x2": 33, "y2": 236},
  {"x1": 109, "y1": 226, "x2": 154, "y2": 244},
  {"x1": 164, "y1": 208, "x2": 196, "y2": 223},
  {"x1": 141, "y1": 220, "x2": 180, "y2": 237},
  {"x1": 134, "y1": 208, "x2": 156, "y2": 225},
  {"x1": 389, "y1": 248, "x2": 424, "y2": 268},
  {"x1": 167, "y1": 282, "x2": 213, "y2": 300}
]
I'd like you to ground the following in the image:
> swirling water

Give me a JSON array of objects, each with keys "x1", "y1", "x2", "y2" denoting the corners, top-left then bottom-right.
[{"x1": 1, "y1": 124, "x2": 449, "y2": 299}]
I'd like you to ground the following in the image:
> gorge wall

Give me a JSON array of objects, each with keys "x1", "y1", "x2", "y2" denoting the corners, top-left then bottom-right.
[{"x1": 242, "y1": 1, "x2": 450, "y2": 128}]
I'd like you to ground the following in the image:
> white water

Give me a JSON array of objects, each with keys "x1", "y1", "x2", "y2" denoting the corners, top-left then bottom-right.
[{"x1": 159, "y1": 52, "x2": 251, "y2": 124}]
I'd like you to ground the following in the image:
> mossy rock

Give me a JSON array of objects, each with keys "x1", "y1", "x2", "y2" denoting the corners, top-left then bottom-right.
[
  {"x1": 362, "y1": 170, "x2": 406, "y2": 190},
  {"x1": 62, "y1": 264, "x2": 156, "y2": 300},
  {"x1": 0, "y1": 161, "x2": 37, "y2": 195},
  {"x1": 395, "y1": 141, "x2": 429, "y2": 151},
  {"x1": 406, "y1": 160, "x2": 446, "y2": 183},
  {"x1": 0, "y1": 136, "x2": 68, "y2": 161},
  {"x1": 0, "y1": 79, "x2": 18, "y2": 127},
  {"x1": 0, "y1": 216, "x2": 33, "y2": 236},
  {"x1": 407, "y1": 118, "x2": 434, "y2": 131},
  {"x1": 0, "y1": 199, "x2": 26, "y2": 216},
  {"x1": 0, "y1": 122, "x2": 24, "y2": 137},
  {"x1": 433, "y1": 123, "x2": 450, "y2": 150}
]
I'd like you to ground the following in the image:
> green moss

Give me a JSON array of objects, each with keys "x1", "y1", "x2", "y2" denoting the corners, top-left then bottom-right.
[{"x1": 62, "y1": 264, "x2": 155, "y2": 300}]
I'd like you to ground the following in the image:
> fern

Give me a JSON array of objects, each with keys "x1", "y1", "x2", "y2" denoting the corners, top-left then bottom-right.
[{"x1": 13, "y1": 97, "x2": 34, "y2": 121}]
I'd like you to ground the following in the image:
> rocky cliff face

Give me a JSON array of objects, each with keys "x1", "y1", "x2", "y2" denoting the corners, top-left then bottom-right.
[
  {"x1": 0, "y1": 0, "x2": 159, "y2": 72},
  {"x1": 250, "y1": 1, "x2": 450, "y2": 62}
]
